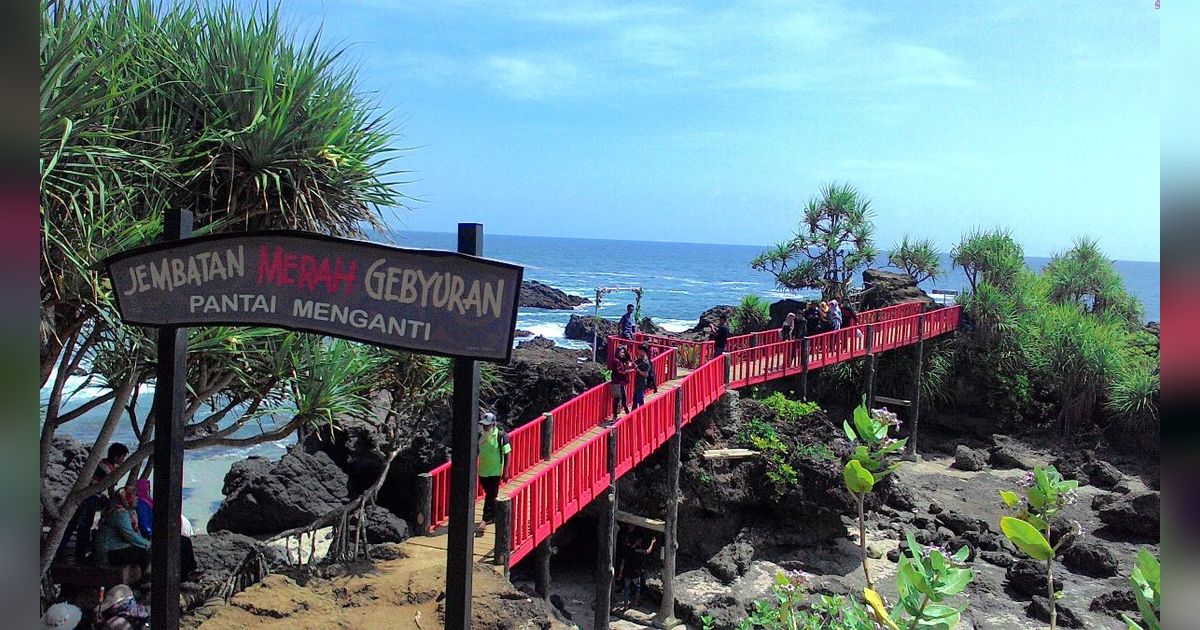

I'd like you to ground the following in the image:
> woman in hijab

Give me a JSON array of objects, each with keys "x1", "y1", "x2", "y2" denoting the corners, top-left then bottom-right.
[{"x1": 128, "y1": 479, "x2": 197, "y2": 578}]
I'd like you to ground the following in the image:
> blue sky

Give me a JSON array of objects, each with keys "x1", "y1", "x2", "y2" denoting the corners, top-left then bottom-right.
[{"x1": 272, "y1": 0, "x2": 1159, "y2": 261}]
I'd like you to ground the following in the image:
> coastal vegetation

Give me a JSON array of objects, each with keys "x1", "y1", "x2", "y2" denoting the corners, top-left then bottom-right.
[
  {"x1": 38, "y1": 0, "x2": 425, "y2": 578},
  {"x1": 888, "y1": 234, "x2": 943, "y2": 285}
]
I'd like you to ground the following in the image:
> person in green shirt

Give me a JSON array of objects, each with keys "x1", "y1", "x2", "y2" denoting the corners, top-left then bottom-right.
[{"x1": 475, "y1": 412, "x2": 510, "y2": 538}]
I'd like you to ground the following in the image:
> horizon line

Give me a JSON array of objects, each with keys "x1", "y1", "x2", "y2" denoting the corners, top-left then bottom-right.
[{"x1": 375, "y1": 227, "x2": 1161, "y2": 265}]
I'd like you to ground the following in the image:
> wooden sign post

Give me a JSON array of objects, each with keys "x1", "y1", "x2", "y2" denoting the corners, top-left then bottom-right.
[{"x1": 104, "y1": 222, "x2": 521, "y2": 629}]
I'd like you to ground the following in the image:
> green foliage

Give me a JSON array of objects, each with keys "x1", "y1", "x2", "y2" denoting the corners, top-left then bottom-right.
[
  {"x1": 842, "y1": 400, "x2": 907, "y2": 482},
  {"x1": 760, "y1": 392, "x2": 820, "y2": 422},
  {"x1": 751, "y1": 182, "x2": 878, "y2": 302},
  {"x1": 843, "y1": 460, "x2": 874, "y2": 494},
  {"x1": 732, "y1": 295, "x2": 773, "y2": 334},
  {"x1": 1104, "y1": 360, "x2": 1160, "y2": 431},
  {"x1": 888, "y1": 234, "x2": 943, "y2": 285},
  {"x1": 794, "y1": 442, "x2": 836, "y2": 463},
  {"x1": 1033, "y1": 304, "x2": 1129, "y2": 435},
  {"x1": 893, "y1": 533, "x2": 975, "y2": 628},
  {"x1": 1044, "y1": 237, "x2": 1144, "y2": 327},
  {"x1": 1000, "y1": 517, "x2": 1054, "y2": 561},
  {"x1": 1121, "y1": 548, "x2": 1161, "y2": 630},
  {"x1": 739, "y1": 418, "x2": 798, "y2": 500},
  {"x1": 951, "y1": 228, "x2": 1025, "y2": 293}
]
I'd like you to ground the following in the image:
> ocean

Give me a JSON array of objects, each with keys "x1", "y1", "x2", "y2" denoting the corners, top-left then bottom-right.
[{"x1": 42, "y1": 231, "x2": 1160, "y2": 531}]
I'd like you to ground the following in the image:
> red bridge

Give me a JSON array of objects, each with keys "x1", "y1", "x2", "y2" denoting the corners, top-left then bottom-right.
[{"x1": 415, "y1": 301, "x2": 960, "y2": 625}]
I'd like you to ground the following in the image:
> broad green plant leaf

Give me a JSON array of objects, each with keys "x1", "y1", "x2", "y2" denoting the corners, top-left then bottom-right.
[
  {"x1": 1000, "y1": 516, "x2": 1054, "y2": 560},
  {"x1": 999, "y1": 490, "x2": 1021, "y2": 509},
  {"x1": 863, "y1": 588, "x2": 901, "y2": 630},
  {"x1": 844, "y1": 459, "x2": 875, "y2": 494}
]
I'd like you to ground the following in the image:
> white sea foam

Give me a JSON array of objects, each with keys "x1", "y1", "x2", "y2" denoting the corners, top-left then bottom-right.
[{"x1": 656, "y1": 319, "x2": 695, "y2": 333}]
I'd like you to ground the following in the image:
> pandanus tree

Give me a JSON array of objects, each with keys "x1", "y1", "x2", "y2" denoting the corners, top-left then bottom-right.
[
  {"x1": 39, "y1": 0, "x2": 418, "y2": 577},
  {"x1": 752, "y1": 182, "x2": 878, "y2": 302}
]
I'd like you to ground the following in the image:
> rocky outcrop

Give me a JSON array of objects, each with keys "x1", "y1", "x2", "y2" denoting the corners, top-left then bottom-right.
[
  {"x1": 1098, "y1": 490, "x2": 1160, "y2": 537},
  {"x1": 1028, "y1": 595, "x2": 1084, "y2": 628},
  {"x1": 189, "y1": 531, "x2": 288, "y2": 595},
  {"x1": 768, "y1": 299, "x2": 807, "y2": 328},
  {"x1": 361, "y1": 505, "x2": 410, "y2": 544},
  {"x1": 564, "y1": 314, "x2": 618, "y2": 354},
  {"x1": 1062, "y1": 539, "x2": 1118, "y2": 578},
  {"x1": 706, "y1": 540, "x2": 754, "y2": 584},
  {"x1": 1007, "y1": 558, "x2": 1062, "y2": 597},
  {"x1": 857, "y1": 269, "x2": 934, "y2": 311},
  {"x1": 493, "y1": 339, "x2": 606, "y2": 424},
  {"x1": 42, "y1": 435, "x2": 90, "y2": 517},
  {"x1": 673, "y1": 561, "x2": 785, "y2": 629},
  {"x1": 953, "y1": 445, "x2": 988, "y2": 471},
  {"x1": 519, "y1": 280, "x2": 588, "y2": 309},
  {"x1": 688, "y1": 305, "x2": 736, "y2": 334},
  {"x1": 207, "y1": 450, "x2": 351, "y2": 536}
]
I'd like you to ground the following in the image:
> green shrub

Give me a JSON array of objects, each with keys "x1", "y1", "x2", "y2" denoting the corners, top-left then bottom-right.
[
  {"x1": 738, "y1": 418, "x2": 797, "y2": 500},
  {"x1": 760, "y1": 391, "x2": 820, "y2": 422},
  {"x1": 1104, "y1": 360, "x2": 1159, "y2": 430},
  {"x1": 732, "y1": 294, "x2": 772, "y2": 334},
  {"x1": 1122, "y1": 548, "x2": 1161, "y2": 630}
]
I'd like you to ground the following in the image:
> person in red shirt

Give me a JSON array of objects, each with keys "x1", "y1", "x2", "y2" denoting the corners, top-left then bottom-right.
[{"x1": 607, "y1": 345, "x2": 633, "y2": 424}]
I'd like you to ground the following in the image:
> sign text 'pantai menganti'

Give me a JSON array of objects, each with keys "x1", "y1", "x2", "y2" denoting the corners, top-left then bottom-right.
[{"x1": 104, "y1": 231, "x2": 524, "y2": 361}]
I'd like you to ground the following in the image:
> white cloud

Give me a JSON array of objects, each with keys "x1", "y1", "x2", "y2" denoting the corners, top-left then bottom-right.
[
  {"x1": 482, "y1": 55, "x2": 582, "y2": 99},
  {"x1": 888, "y1": 45, "x2": 977, "y2": 88}
]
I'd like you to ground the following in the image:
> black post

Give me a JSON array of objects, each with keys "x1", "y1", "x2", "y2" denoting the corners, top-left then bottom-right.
[
  {"x1": 445, "y1": 223, "x2": 483, "y2": 630},
  {"x1": 799, "y1": 338, "x2": 810, "y2": 401},
  {"x1": 865, "y1": 324, "x2": 876, "y2": 409},
  {"x1": 541, "y1": 412, "x2": 554, "y2": 460},
  {"x1": 535, "y1": 538, "x2": 552, "y2": 600},
  {"x1": 595, "y1": 429, "x2": 619, "y2": 630},
  {"x1": 150, "y1": 209, "x2": 191, "y2": 630},
  {"x1": 723, "y1": 352, "x2": 732, "y2": 385},
  {"x1": 656, "y1": 391, "x2": 683, "y2": 626},
  {"x1": 494, "y1": 498, "x2": 512, "y2": 570},
  {"x1": 905, "y1": 314, "x2": 926, "y2": 462},
  {"x1": 417, "y1": 473, "x2": 433, "y2": 536}
]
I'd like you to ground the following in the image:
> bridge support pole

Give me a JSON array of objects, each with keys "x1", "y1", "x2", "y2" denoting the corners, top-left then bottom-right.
[
  {"x1": 864, "y1": 324, "x2": 876, "y2": 409},
  {"x1": 495, "y1": 498, "x2": 512, "y2": 571},
  {"x1": 799, "y1": 338, "x2": 810, "y2": 401},
  {"x1": 417, "y1": 472, "x2": 433, "y2": 536},
  {"x1": 541, "y1": 412, "x2": 554, "y2": 460},
  {"x1": 654, "y1": 392, "x2": 684, "y2": 627},
  {"x1": 904, "y1": 314, "x2": 926, "y2": 462},
  {"x1": 595, "y1": 429, "x2": 619, "y2": 630},
  {"x1": 723, "y1": 353, "x2": 732, "y2": 385},
  {"x1": 535, "y1": 539, "x2": 552, "y2": 600}
]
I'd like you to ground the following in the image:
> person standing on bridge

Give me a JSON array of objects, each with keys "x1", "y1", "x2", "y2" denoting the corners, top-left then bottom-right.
[
  {"x1": 633, "y1": 344, "x2": 652, "y2": 409},
  {"x1": 829, "y1": 299, "x2": 843, "y2": 330},
  {"x1": 618, "y1": 303, "x2": 637, "y2": 340},
  {"x1": 709, "y1": 314, "x2": 731, "y2": 355},
  {"x1": 607, "y1": 346, "x2": 633, "y2": 424},
  {"x1": 803, "y1": 301, "x2": 822, "y2": 337},
  {"x1": 475, "y1": 412, "x2": 510, "y2": 538}
]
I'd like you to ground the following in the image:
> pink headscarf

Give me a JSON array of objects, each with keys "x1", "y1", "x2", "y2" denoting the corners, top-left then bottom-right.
[{"x1": 135, "y1": 479, "x2": 153, "y2": 508}]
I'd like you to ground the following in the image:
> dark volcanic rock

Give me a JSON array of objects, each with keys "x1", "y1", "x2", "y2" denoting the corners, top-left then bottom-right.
[
  {"x1": 1084, "y1": 460, "x2": 1124, "y2": 489},
  {"x1": 519, "y1": 280, "x2": 588, "y2": 309},
  {"x1": 767, "y1": 299, "x2": 808, "y2": 328},
  {"x1": 1089, "y1": 589, "x2": 1138, "y2": 616},
  {"x1": 980, "y1": 550, "x2": 1015, "y2": 567},
  {"x1": 857, "y1": 269, "x2": 934, "y2": 311},
  {"x1": 517, "y1": 335, "x2": 555, "y2": 349},
  {"x1": 208, "y1": 450, "x2": 351, "y2": 536},
  {"x1": 638, "y1": 317, "x2": 666, "y2": 335},
  {"x1": 989, "y1": 443, "x2": 1037, "y2": 470},
  {"x1": 953, "y1": 445, "x2": 988, "y2": 471},
  {"x1": 688, "y1": 305, "x2": 736, "y2": 334},
  {"x1": 361, "y1": 505, "x2": 410, "y2": 544},
  {"x1": 1062, "y1": 540, "x2": 1118, "y2": 578},
  {"x1": 514, "y1": 329, "x2": 533, "y2": 338},
  {"x1": 1098, "y1": 490, "x2": 1160, "y2": 537},
  {"x1": 1007, "y1": 559, "x2": 1062, "y2": 597},
  {"x1": 706, "y1": 541, "x2": 754, "y2": 584},
  {"x1": 1028, "y1": 595, "x2": 1084, "y2": 628},
  {"x1": 936, "y1": 510, "x2": 990, "y2": 536},
  {"x1": 494, "y1": 339, "x2": 606, "y2": 424},
  {"x1": 42, "y1": 435, "x2": 90, "y2": 516},
  {"x1": 564, "y1": 314, "x2": 618, "y2": 354},
  {"x1": 190, "y1": 531, "x2": 287, "y2": 594}
]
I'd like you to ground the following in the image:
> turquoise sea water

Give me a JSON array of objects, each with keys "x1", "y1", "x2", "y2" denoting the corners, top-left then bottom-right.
[{"x1": 44, "y1": 231, "x2": 1160, "y2": 530}]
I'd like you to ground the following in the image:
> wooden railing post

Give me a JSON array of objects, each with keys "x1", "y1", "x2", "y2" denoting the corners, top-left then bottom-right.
[
  {"x1": 494, "y1": 498, "x2": 512, "y2": 571},
  {"x1": 723, "y1": 352, "x2": 732, "y2": 385},
  {"x1": 417, "y1": 472, "x2": 434, "y2": 536},
  {"x1": 904, "y1": 314, "x2": 926, "y2": 462},
  {"x1": 541, "y1": 412, "x2": 554, "y2": 460},
  {"x1": 595, "y1": 429, "x2": 619, "y2": 630},
  {"x1": 865, "y1": 324, "x2": 876, "y2": 409},
  {"x1": 800, "y1": 337, "x2": 810, "y2": 402},
  {"x1": 535, "y1": 538, "x2": 552, "y2": 601},
  {"x1": 656, "y1": 390, "x2": 683, "y2": 626}
]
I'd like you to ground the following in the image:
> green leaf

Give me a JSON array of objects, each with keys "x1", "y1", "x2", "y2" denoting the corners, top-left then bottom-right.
[
  {"x1": 1000, "y1": 516, "x2": 1054, "y2": 560},
  {"x1": 1135, "y1": 548, "x2": 1160, "y2": 588},
  {"x1": 999, "y1": 490, "x2": 1021, "y2": 509},
  {"x1": 952, "y1": 546, "x2": 970, "y2": 563},
  {"x1": 922, "y1": 604, "x2": 962, "y2": 619},
  {"x1": 843, "y1": 419, "x2": 858, "y2": 442},
  {"x1": 843, "y1": 459, "x2": 875, "y2": 494},
  {"x1": 852, "y1": 404, "x2": 875, "y2": 444},
  {"x1": 938, "y1": 568, "x2": 974, "y2": 596}
]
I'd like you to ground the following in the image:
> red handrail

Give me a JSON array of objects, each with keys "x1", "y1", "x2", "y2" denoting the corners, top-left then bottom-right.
[
  {"x1": 505, "y1": 416, "x2": 544, "y2": 482},
  {"x1": 613, "y1": 389, "x2": 677, "y2": 477},
  {"x1": 680, "y1": 356, "x2": 726, "y2": 423},
  {"x1": 550, "y1": 383, "x2": 610, "y2": 451},
  {"x1": 634, "y1": 333, "x2": 714, "y2": 369}
]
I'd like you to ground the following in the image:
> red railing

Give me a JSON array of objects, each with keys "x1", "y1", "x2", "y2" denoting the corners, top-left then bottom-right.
[
  {"x1": 549, "y1": 383, "x2": 610, "y2": 452},
  {"x1": 680, "y1": 356, "x2": 726, "y2": 423},
  {"x1": 505, "y1": 416, "x2": 545, "y2": 482},
  {"x1": 426, "y1": 461, "x2": 483, "y2": 533},
  {"x1": 634, "y1": 333, "x2": 713, "y2": 369},
  {"x1": 508, "y1": 434, "x2": 610, "y2": 565},
  {"x1": 614, "y1": 390, "x2": 677, "y2": 477}
]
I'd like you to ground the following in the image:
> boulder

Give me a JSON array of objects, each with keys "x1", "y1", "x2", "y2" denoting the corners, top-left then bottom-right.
[
  {"x1": 519, "y1": 280, "x2": 587, "y2": 309},
  {"x1": 516, "y1": 335, "x2": 555, "y2": 350},
  {"x1": 953, "y1": 445, "x2": 988, "y2": 471},
  {"x1": 1027, "y1": 595, "x2": 1084, "y2": 628},
  {"x1": 857, "y1": 269, "x2": 934, "y2": 311},
  {"x1": 638, "y1": 317, "x2": 666, "y2": 335},
  {"x1": 936, "y1": 510, "x2": 990, "y2": 536},
  {"x1": 706, "y1": 540, "x2": 754, "y2": 584},
  {"x1": 673, "y1": 569, "x2": 744, "y2": 629},
  {"x1": 361, "y1": 505, "x2": 410, "y2": 544},
  {"x1": 564, "y1": 314, "x2": 618, "y2": 354},
  {"x1": 1098, "y1": 490, "x2": 1160, "y2": 537},
  {"x1": 41, "y1": 435, "x2": 90, "y2": 516},
  {"x1": 980, "y1": 551, "x2": 1015, "y2": 568},
  {"x1": 514, "y1": 329, "x2": 533, "y2": 338},
  {"x1": 493, "y1": 339, "x2": 606, "y2": 424},
  {"x1": 190, "y1": 531, "x2": 287, "y2": 594},
  {"x1": 1062, "y1": 539, "x2": 1118, "y2": 578},
  {"x1": 1006, "y1": 559, "x2": 1062, "y2": 597},
  {"x1": 988, "y1": 442, "x2": 1038, "y2": 470},
  {"x1": 1083, "y1": 460, "x2": 1124, "y2": 489},
  {"x1": 768, "y1": 299, "x2": 808, "y2": 328},
  {"x1": 688, "y1": 305, "x2": 737, "y2": 334},
  {"x1": 208, "y1": 450, "x2": 351, "y2": 536},
  {"x1": 1089, "y1": 589, "x2": 1138, "y2": 616}
]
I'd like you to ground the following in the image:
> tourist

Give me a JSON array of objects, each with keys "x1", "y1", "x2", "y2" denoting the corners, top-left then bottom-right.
[
  {"x1": 818, "y1": 301, "x2": 832, "y2": 333},
  {"x1": 474, "y1": 412, "x2": 510, "y2": 538},
  {"x1": 633, "y1": 345, "x2": 652, "y2": 409},
  {"x1": 780, "y1": 312, "x2": 799, "y2": 340},
  {"x1": 645, "y1": 344, "x2": 659, "y2": 394},
  {"x1": 41, "y1": 602, "x2": 82, "y2": 630},
  {"x1": 93, "y1": 488, "x2": 150, "y2": 574},
  {"x1": 618, "y1": 304, "x2": 636, "y2": 340},
  {"x1": 94, "y1": 584, "x2": 150, "y2": 630},
  {"x1": 829, "y1": 299, "x2": 843, "y2": 330},
  {"x1": 130, "y1": 479, "x2": 197, "y2": 578},
  {"x1": 709, "y1": 314, "x2": 731, "y2": 355},
  {"x1": 842, "y1": 302, "x2": 859, "y2": 329},
  {"x1": 803, "y1": 301, "x2": 822, "y2": 336},
  {"x1": 66, "y1": 442, "x2": 128, "y2": 562},
  {"x1": 616, "y1": 529, "x2": 656, "y2": 607},
  {"x1": 607, "y1": 346, "x2": 633, "y2": 422}
]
